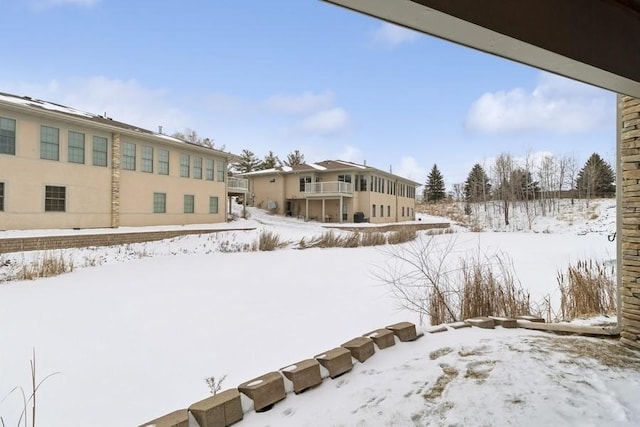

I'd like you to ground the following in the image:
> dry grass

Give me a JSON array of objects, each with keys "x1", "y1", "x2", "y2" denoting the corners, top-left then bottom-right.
[
  {"x1": 254, "y1": 231, "x2": 289, "y2": 251},
  {"x1": 387, "y1": 227, "x2": 417, "y2": 245},
  {"x1": 557, "y1": 259, "x2": 616, "y2": 320},
  {"x1": 423, "y1": 364, "x2": 459, "y2": 401},
  {"x1": 359, "y1": 232, "x2": 387, "y2": 246},
  {"x1": 458, "y1": 253, "x2": 532, "y2": 320},
  {"x1": 16, "y1": 252, "x2": 74, "y2": 280}
]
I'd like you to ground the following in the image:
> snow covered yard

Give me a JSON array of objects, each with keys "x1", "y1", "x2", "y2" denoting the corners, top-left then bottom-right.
[{"x1": 1, "y1": 199, "x2": 637, "y2": 427}]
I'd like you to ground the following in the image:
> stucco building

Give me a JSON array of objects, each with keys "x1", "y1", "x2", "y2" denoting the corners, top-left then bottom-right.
[
  {"x1": 0, "y1": 92, "x2": 246, "y2": 230},
  {"x1": 241, "y1": 160, "x2": 419, "y2": 224}
]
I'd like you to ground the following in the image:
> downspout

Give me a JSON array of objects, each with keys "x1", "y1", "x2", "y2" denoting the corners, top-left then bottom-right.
[{"x1": 518, "y1": 94, "x2": 621, "y2": 337}]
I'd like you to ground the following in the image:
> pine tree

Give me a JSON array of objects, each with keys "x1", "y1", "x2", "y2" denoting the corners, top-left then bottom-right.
[
  {"x1": 464, "y1": 164, "x2": 491, "y2": 202},
  {"x1": 261, "y1": 151, "x2": 281, "y2": 169},
  {"x1": 424, "y1": 164, "x2": 446, "y2": 203},
  {"x1": 284, "y1": 150, "x2": 305, "y2": 167},
  {"x1": 576, "y1": 153, "x2": 615, "y2": 198},
  {"x1": 234, "y1": 149, "x2": 262, "y2": 173}
]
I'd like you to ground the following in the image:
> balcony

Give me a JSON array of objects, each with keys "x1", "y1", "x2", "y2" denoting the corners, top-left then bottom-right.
[
  {"x1": 228, "y1": 176, "x2": 249, "y2": 194},
  {"x1": 304, "y1": 181, "x2": 353, "y2": 197}
]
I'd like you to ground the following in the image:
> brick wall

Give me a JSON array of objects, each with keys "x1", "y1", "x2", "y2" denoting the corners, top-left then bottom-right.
[{"x1": 0, "y1": 228, "x2": 255, "y2": 254}]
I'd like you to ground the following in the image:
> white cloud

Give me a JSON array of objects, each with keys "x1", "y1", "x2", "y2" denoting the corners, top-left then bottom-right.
[
  {"x1": 464, "y1": 72, "x2": 614, "y2": 134},
  {"x1": 264, "y1": 91, "x2": 334, "y2": 115},
  {"x1": 395, "y1": 156, "x2": 426, "y2": 183},
  {"x1": 337, "y1": 145, "x2": 362, "y2": 162},
  {"x1": 299, "y1": 107, "x2": 351, "y2": 137},
  {"x1": 1, "y1": 76, "x2": 190, "y2": 132},
  {"x1": 372, "y1": 23, "x2": 419, "y2": 47}
]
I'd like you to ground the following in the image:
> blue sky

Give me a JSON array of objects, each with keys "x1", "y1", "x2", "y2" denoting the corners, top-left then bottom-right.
[{"x1": 1, "y1": 0, "x2": 617, "y2": 189}]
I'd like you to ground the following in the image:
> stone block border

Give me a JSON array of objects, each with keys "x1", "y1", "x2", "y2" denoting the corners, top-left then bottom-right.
[{"x1": 139, "y1": 315, "x2": 621, "y2": 427}]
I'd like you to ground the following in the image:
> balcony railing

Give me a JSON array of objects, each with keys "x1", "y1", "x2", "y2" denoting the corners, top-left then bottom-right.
[
  {"x1": 304, "y1": 181, "x2": 353, "y2": 195},
  {"x1": 228, "y1": 176, "x2": 249, "y2": 193}
]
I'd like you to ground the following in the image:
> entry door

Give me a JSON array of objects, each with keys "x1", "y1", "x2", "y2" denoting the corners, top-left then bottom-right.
[{"x1": 342, "y1": 202, "x2": 348, "y2": 221}]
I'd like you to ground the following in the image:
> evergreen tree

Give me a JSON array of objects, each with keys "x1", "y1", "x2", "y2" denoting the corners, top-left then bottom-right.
[
  {"x1": 424, "y1": 164, "x2": 446, "y2": 203},
  {"x1": 464, "y1": 164, "x2": 491, "y2": 202},
  {"x1": 510, "y1": 168, "x2": 540, "y2": 201},
  {"x1": 234, "y1": 149, "x2": 262, "y2": 173},
  {"x1": 576, "y1": 153, "x2": 615, "y2": 198},
  {"x1": 284, "y1": 150, "x2": 305, "y2": 166},
  {"x1": 261, "y1": 151, "x2": 281, "y2": 169}
]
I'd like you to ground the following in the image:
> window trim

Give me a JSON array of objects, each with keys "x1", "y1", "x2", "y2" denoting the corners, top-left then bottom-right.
[
  {"x1": 141, "y1": 146, "x2": 154, "y2": 173},
  {"x1": 45, "y1": 185, "x2": 66, "y2": 212},
  {"x1": 184, "y1": 194, "x2": 195, "y2": 213},
  {"x1": 68, "y1": 131, "x2": 85, "y2": 164},
  {"x1": 122, "y1": 142, "x2": 136, "y2": 171},
  {"x1": 40, "y1": 125, "x2": 60, "y2": 161},
  {"x1": 158, "y1": 149, "x2": 169, "y2": 175},
  {"x1": 193, "y1": 156, "x2": 202, "y2": 179},
  {"x1": 153, "y1": 192, "x2": 166, "y2": 213},
  {"x1": 209, "y1": 196, "x2": 219, "y2": 214},
  {"x1": 0, "y1": 182, "x2": 4, "y2": 212},
  {"x1": 92, "y1": 136, "x2": 108, "y2": 167},
  {"x1": 180, "y1": 153, "x2": 190, "y2": 178},
  {"x1": 0, "y1": 116, "x2": 16, "y2": 156}
]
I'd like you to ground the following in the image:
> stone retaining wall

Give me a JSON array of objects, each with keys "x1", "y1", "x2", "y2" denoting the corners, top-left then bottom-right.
[
  {"x1": 139, "y1": 316, "x2": 547, "y2": 427},
  {"x1": 0, "y1": 228, "x2": 255, "y2": 254},
  {"x1": 621, "y1": 95, "x2": 640, "y2": 351}
]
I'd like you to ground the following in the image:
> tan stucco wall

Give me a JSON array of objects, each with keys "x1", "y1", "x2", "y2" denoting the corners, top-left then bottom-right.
[
  {"x1": 0, "y1": 104, "x2": 229, "y2": 230},
  {"x1": 247, "y1": 170, "x2": 416, "y2": 224}
]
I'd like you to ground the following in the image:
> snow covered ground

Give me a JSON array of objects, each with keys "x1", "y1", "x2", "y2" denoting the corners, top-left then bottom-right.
[{"x1": 1, "y1": 198, "x2": 638, "y2": 427}]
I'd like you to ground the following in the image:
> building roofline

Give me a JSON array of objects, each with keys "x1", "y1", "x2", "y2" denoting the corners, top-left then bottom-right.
[{"x1": 0, "y1": 91, "x2": 239, "y2": 161}]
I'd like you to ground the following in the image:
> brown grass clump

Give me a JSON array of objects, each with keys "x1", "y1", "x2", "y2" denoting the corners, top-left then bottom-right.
[
  {"x1": 359, "y1": 232, "x2": 387, "y2": 247},
  {"x1": 459, "y1": 253, "x2": 532, "y2": 320},
  {"x1": 557, "y1": 259, "x2": 616, "y2": 320},
  {"x1": 18, "y1": 252, "x2": 74, "y2": 280},
  {"x1": 387, "y1": 227, "x2": 417, "y2": 245},
  {"x1": 254, "y1": 231, "x2": 288, "y2": 251}
]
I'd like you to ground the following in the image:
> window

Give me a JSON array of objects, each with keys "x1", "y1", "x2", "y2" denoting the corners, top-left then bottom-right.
[
  {"x1": 205, "y1": 159, "x2": 214, "y2": 180},
  {"x1": 180, "y1": 154, "x2": 190, "y2": 177},
  {"x1": 193, "y1": 156, "x2": 202, "y2": 179},
  {"x1": 68, "y1": 131, "x2": 85, "y2": 164},
  {"x1": 380, "y1": 204, "x2": 384, "y2": 217},
  {"x1": 0, "y1": 117, "x2": 16, "y2": 155},
  {"x1": 122, "y1": 142, "x2": 136, "y2": 170},
  {"x1": 388, "y1": 205, "x2": 391, "y2": 217},
  {"x1": 40, "y1": 126, "x2": 59, "y2": 160},
  {"x1": 338, "y1": 174, "x2": 352, "y2": 183},
  {"x1": 402, "y1": 206, "x2": 405, "y2": 216},
  {"x1": 153, "y1": 192, "x2": 166, "y2": 213},
  {"x1": 158, "y1": 149, "x2": 169, "y2": 175},
  {"x1": 216, "y1": 160, "x2": 225, "y2": 181},
  {"x1": 300, "y1": 176, "x2": 312, "y2": 191},
  {"x1": 92, "y1": 136, "x2": 108, "y2": 167},
  {"x1": 0, "y1": 182, "x2": 4, "y2": 211},
  {"x1": 359, "y1": 175, "x2": 367, "y2": 191},
  {"x1": 45, "y1": 186, "x2": 65, "y2": 212},
  {"x1": 209, "y1": 196, "x2": 219, "y2": 213},
  {"x1": 372, "y1": 204, "x2": 376, "y2": 217},
  {"x1": 184, "y1": 194, "x2": 195, "y2": 213},
  {"x1": 141, "y1": 146, "x2": 153, "y2": 173}
]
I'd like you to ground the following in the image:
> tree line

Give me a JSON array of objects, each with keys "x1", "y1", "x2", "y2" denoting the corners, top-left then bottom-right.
[{"x1": 423, "y1": 152, "x2": 615, "y2": 224}]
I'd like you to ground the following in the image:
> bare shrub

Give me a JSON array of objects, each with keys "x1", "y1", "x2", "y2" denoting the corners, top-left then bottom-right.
[
  {"x1": 254, "y1": 231, "x2": 288, "y2": 251},
  {"x1": 387, "y1": 227, "x2": 417, "y2": 245},
  {"x1": 557, "y1": 259, "x2": 616, "y2": 320},
  {"x1": 342, "y1": 232, "x2": 361, "y2": 248},
  {"x1": 312, "y1": 231, "x2": 345, "y2": 248},
  {"x1": 205, "y1": 374, "x2": 227, "y2": 395},
  {"x1": 375, "y1": 235, "x2": 535, "y2": 325}
]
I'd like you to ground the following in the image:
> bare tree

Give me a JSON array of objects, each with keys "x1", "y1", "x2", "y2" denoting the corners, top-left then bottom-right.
[{"x1": 492, "y1": 153, "x2": 514, "y2": 226}]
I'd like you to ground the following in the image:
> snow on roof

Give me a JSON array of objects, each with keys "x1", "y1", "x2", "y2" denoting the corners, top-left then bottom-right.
[
  {"x1": 0, "y1": 92, "x2": 96, "y2": 118},
  {"x1": 308, "y1": 162, "x2": 327, "y2": 171},
  {"x1": 281, "y1": 166, "x2": 293, "y2": 172},
  {"x1": 335, "y1": 160, "x2": 366, "y2": 169}
]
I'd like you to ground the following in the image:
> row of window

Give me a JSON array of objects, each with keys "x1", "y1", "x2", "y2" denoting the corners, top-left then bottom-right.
[
  {"x1": 297, "y1": 172, "x2": 415, "y2": 198},
  {"x1": 152, "y1": 192, "x2": 219, "y2": 214},
  {"x1": 0, "y1": 116, "x2": 226, "y2": 182},
  {"x1": 0, "y1": 182, "x2": 220, "y2": 215},
  {"x1": 371, "y1": 204, "x2": 414, "y2": 218}
]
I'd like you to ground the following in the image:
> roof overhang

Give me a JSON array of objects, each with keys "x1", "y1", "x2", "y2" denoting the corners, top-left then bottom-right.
[{"x1": 323, "y1": 0, "x2": 640, "y2": 98}]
